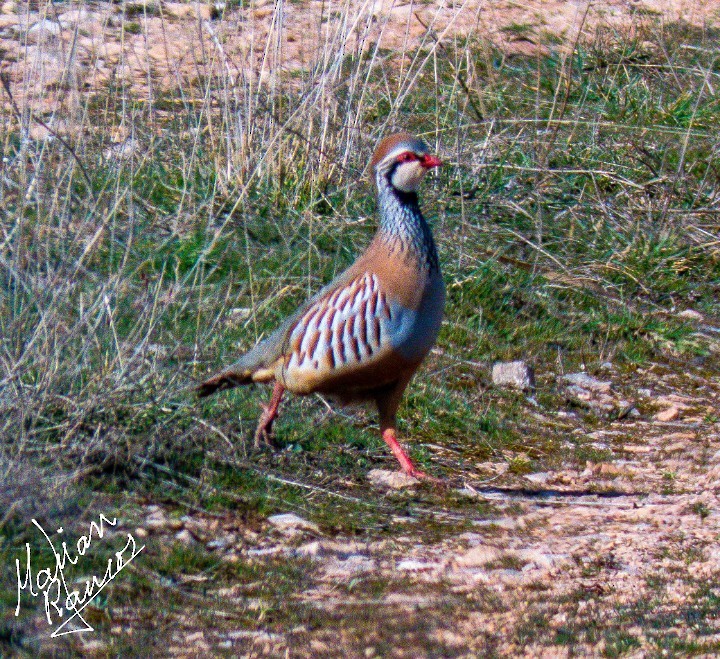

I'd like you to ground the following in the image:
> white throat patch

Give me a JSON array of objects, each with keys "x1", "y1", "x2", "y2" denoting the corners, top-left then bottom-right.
[{"x1": 391, "y1": 161, "x2": 427, "y2": 192}]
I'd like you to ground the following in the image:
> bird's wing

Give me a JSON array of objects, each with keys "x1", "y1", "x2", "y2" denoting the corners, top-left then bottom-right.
[
  {"x1": 198, "y1": 267, "x2": 421, "y2": 397},
  {"x1": 278, "y1": 271, "x2": 405, "y2": 392}
]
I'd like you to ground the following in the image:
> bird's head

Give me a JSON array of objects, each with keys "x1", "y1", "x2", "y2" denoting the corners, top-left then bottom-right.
[{"x1": 371, "y1": 132, "x2": 442, "y2": 194}]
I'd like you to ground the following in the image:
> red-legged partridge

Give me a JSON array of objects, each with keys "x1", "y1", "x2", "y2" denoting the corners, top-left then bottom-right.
[{"x1": 198, "y1": 133, "x2": 445, "y2": 480}]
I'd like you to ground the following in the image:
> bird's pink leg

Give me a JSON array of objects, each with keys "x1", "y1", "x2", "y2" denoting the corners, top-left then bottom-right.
[
  {"x1": 376, "y1": 375, "x2": 441, "y2": 483},
  {"x1": 381, "y1": 427, "x2": 440, "y2": 482},
  {"x1": 254, "y1": 381, "x2": 285, "y2": 448}
]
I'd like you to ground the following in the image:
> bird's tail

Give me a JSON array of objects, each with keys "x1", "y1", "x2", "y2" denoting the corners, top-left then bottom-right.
[
  {"x1": 197, "y1": 335, "x2": 280, "y2": 398},
  {"x1": 196, "y1": 368, "x2": 254, "y2": 397}
]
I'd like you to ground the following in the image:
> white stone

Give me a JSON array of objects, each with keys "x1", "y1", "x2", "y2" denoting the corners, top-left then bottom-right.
[
  {"x1": 517, "y1": 549, "x2": 567, "y2": 569},
  {"x1": 267, "y1": 513, "x2": 319, "y2": 533},
  {"x1": 524, "y1": 472, "x2": 550, "y2": 484},
  {"x1": 397, "y1": 559, "x2": 440, "y2": 571},
  {"x1": 246, "y1": 546, "x2": 289, "y2": 557},
  {"x1": 562, "y1": 372, "x2": 612, "y2": 393},
  {"x1": 492, "y1": 360, "x2": 536, "y2": 390},
  {"x1": 206, "y1": 534, "x2": 236, "y2": 550},
  {"x1": 324, "y1": 554, "x2": 376, "y2": 575},
  {"x1": 456, "y1": 545, "x2": 501, "y2": 567},
  {"x1": 367, "y1": 468, "x2": 419, "y2": 489},
  {"x1": 58, "y1": 9, "x2": 97, "y2": 26},
  {"x1": 145, "y1": 510, "x2": 169, "y2": 530},
  {"x1": 678, "y1": 309, "x2": 703, "y2": 321},
  {"x1": 175, "y1": 529, "x2": 196, "y2": 545},
  {"x1": 104, "y1": 138, "x2": 140, "y2": 161},
  {"x1": 294, "y1": 541, "x2": 323, "y2": 557},
  {"x1": 27, "y1": 19, "x2": 61, "y2": 43}
]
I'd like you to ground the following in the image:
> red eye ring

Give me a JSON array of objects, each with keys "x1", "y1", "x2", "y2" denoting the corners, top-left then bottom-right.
[{"x1": 397, "y1": 151, "x2": 418, "y2": 163}]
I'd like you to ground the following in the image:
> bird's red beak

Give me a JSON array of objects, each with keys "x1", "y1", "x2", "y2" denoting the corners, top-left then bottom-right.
[{"x1": 420, "y1": 154, "x2": 442, "y2": 169}]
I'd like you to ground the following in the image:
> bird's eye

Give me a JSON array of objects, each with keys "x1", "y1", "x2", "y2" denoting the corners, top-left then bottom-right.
[{"x1": 397, "y1": 152, "x2": 417, "y2": 163}]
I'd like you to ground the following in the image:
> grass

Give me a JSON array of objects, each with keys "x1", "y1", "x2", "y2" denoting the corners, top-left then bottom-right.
[{"x1": 1, "y1": 0, "x2": 719, "y2": 654}]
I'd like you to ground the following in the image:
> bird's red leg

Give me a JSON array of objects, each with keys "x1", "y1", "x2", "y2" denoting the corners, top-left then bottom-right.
[
  {"x1": 380, "y1": 427, "x2": 441, "y2": 483},
  {"x1": 381, "y1": 427, "x2": 422, "y2": 476},
  {"x1": 376, "y1": 376, "x2": 441, "y2": 483},
  {"x1": 254, "y1": 381, "x2": 285, "y2": 448}
]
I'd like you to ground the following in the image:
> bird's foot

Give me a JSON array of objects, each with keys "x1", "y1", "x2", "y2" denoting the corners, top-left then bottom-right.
[
  {"x1": 401, "y1": 466, "x2": 444, "y2": 485},
  {"x1": 253, "y1": 382, "x2": 285, "y2": 449},
  {"x1": 253, "y1": 414, "x2": 277, "y2": 449},
  {"x1": 381, "y1": 427, "x2": 443, "y2": 485}
]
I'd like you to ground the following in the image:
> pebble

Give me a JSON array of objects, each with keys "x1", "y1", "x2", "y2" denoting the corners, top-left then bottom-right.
[
  {"x1": 367, "y1": 468, "x2": 419, "y2": 490},
  {"x1": 491, "y1": 360, "x2": 536, "y2": 390},
  {"x1": 26, "y1": 19, "x2": 61, "y2": 42},
  {"x1": 658, "y1": 432, "x2": 695, "y2": 442},
  {"x1": 267, "y1": 513, "x2": 319, "y2": 533},
  {"x1": 145, "y1": 510, "x2": 169, "y2": 530},
  {"x1": 655, "y1": 394, "x2": 695, "y2": 408},
  {"x1": 246, "y1": 546, "x2": 289, "y2": 557},
  {"x1": 524, "y1": 472, "x2": 551, "y2": 484},
  {"x1": 104, "y1": 138, "x2": 140, "y2": 160},
  {"x1": 175, "y1": 529, "x2": 196, "y2": 545},
  {"x1": 396, "y1": 559, "x2": 440, "y2": 571},
  {"x1": 655, "y1": 406, "x2": 680, "y2": 422},
  {"x1": 206, "y1": 534, "x2": 236, "y2": 550},
  {"x1": 292, "y1": 541, "x2": 320, "y2": 557},
  {"x1": 324, "y1": 554, "x2": 376, "y2": 575},
  {"x1": 456, "y1": 545, "x2": 501, "y2": 567},
  {"x1": 678, "y1": 309, "x2": 703, "y2": 321},
  {"x1": 562, "y1": 372, "x2": 612, "y2": 393}
]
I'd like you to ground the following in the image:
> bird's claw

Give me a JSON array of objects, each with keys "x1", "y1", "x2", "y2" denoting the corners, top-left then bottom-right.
[
  {"x1": 403, "y1": 467, "x2": 444, "y2": 485},
  {"x1": 253, "y1": 423, "x2": 277, "y2": 449}
]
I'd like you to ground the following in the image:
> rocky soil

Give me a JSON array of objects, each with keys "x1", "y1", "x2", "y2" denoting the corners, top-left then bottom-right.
[
  {"x1": 115, "y1": 360, "x2": 720, "y2": 656},
  {"x1": 1, "y1": 0, "x2": 718, "y2": 123}
]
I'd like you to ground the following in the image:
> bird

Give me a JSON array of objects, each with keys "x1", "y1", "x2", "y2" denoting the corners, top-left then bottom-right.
[{"x1": 198, "y1": 132, "x2": 445, "y2": 480}]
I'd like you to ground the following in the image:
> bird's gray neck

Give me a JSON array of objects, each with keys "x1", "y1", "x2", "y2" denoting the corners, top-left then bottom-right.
[{"x1": 376, "y1": 175, "x2": 439, "y2": 273}]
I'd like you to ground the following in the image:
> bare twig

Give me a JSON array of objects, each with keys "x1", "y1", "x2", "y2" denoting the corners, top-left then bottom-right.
[{"x1": 0, "y1": 72, "x2": 95, "y2": 192}]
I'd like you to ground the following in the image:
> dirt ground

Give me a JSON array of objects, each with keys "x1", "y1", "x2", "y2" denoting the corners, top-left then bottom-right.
[
  {"x1": 1, "y1": 0, "x2": 719, "y2": 120},
  {"x1": 126, "y1": 364, "x2": 720, "y2": 656}
]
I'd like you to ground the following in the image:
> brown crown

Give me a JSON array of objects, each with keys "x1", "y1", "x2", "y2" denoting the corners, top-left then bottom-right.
[{"x1": 370, "y1": 132, "x2": 429, "y2": 170}]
